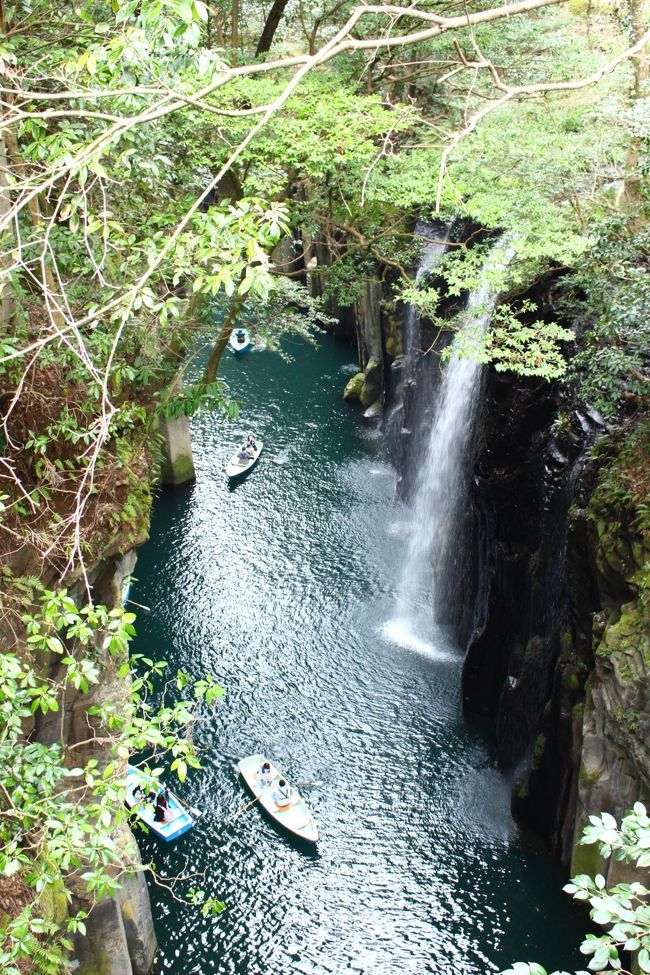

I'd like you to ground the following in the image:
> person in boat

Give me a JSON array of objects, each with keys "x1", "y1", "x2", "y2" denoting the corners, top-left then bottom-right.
[
  {"x1": 245, "y1": 434, "x2": 257, "y2": 452},
  {"x1": 236, "y1": 329, "x2": 246, "y2": 343},
  {"x1": 238, "y1": 445, "x2": 253, "y2": 461},
  {"x1": 272, "y1": 778, "x2": 294, "y2": 809},
  {"x1": 257, "y1": 760, "x2": 273, "y2": 788},
  {"x1": 133, "y1": 784, "x2": 155, "y2": 803},
  {"x1": 154, "y1": 793, "x2": 168, "y2": 823},
  {"x1": 154, "y1": 788, "x2": 178, "y2": 824}
]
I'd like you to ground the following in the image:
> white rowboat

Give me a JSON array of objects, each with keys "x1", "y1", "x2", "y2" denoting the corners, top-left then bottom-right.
[
  {"x1": 225, "y1": 439, "x2": 263, "y2": 480},
  {"x1": 125, "y1": 764, "x2": 194, "y2": 842},
  {"x1": 228, "y1": 328, "x2": 252, "y2": 354},
  {"x1": 237, "y1": 754, "x2": 318, "y2": 845}
]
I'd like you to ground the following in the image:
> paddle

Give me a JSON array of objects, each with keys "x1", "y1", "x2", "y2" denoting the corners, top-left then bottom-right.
[
  {"x1": 126, "y1": 598, "x2": 151, "y2": 613},
  {"x1": 174, "y1": 793, "x2": 202, "y2": 819},
  {"x1": 228, "y1": 792, "x2": 266, "y2": 822}
]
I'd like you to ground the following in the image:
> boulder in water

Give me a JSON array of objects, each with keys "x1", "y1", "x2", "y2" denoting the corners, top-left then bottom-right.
[
  {"x1": 343, "y1": 372, "x2": 364, "y2": 403},
  {"x1": 363, "y1": 398, "x2": 383, "y2": 420}
]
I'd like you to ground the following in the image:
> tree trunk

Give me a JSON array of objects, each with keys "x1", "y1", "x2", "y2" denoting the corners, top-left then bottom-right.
[
  {"x1": 622, "y1": 0, "x2": 648, "y2": 206},
  {"x1": 230, "y1": 0, "x2": 239, "y2": 63},
  {"x1": 202, "y1": 274, "x2": 248, "y2": 384},
  {"x1": 255, "y1": 0, "x2": 291, "y2": 56},
  {"x1": 0, "y1": 134, "x2": 15, "y2": 330}
]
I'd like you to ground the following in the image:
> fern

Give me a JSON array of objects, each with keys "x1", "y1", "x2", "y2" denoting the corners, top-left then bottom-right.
[{"x1": 31, "y1": 940, "x2": 69, "y2": 975}]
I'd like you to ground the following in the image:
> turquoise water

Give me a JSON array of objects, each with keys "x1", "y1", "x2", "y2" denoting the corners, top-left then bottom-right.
[{"x1": 131, "y1": 333, "x2": 586, "y2": 975}]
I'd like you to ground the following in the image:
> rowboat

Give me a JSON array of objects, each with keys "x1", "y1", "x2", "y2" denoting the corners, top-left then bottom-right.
[
  {"x1": 225, "y1": 439, "x2": 263, "y2": 480},
  {"x1": 237, "y1": 754, "x2": 318, "y2": 845},
  {"x1": 125, "y1": 764, "x2": 194, "y2": 842},
  {"x1": 228, "y1": 328, "x2": 252, "y2": 354}
]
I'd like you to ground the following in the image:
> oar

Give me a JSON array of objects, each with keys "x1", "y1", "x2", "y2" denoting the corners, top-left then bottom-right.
[
  {"x1": 228, "y1": 793, "x2": 265, "y2": 823},
  {"x1": 126, "y1": 598, "x2": 151, "y2": 613},
  {"x1": 171, "y1": 792, "x2": 202, "y2": 819}
]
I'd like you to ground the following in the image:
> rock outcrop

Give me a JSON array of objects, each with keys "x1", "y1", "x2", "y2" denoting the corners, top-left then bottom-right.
[
  {"x1": 159, "y1": 412, "x2": 196, "y2": 487},
  {"x1": 1, "y1": 530, "x2": 157, "y2": 973}
]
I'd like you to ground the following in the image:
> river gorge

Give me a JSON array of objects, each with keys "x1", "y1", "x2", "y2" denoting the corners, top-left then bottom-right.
[{"x1": 130, "y1": 334, "x2": 587, "y2": 975}]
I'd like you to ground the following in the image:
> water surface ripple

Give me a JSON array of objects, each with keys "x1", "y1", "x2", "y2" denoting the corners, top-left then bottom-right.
[{"x1": 132, "y1": 335, "x2": 585, "y2": 975}]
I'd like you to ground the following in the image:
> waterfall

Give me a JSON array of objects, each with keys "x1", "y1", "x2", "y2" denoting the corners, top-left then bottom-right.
[
  {"x1": 403, "y1": 221, "x2": 450, "y2": 364},
  {"x1": 385, "y1": 242, "x2": 514, "y2": 653},
  {"x1": 386, "y1": 221, "x2": 450, "y2": 483}
]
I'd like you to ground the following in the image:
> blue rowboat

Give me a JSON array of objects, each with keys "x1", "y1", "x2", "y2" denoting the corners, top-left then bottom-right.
[
  {"x1": 125, "y1": 764, "x2": 194, "y2": 842},
  {"x1": 237, "y1": 754, "x2": 318, "y2": 844},
  {"x1": 228, "y1": 328, "x2": 252, "y2": 354}
]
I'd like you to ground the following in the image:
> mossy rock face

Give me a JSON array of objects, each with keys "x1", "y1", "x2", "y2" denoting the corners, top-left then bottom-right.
[
  {"x1": 160, "y1": 414, "x2": 196, "y2": 486},
  {"x1": 166, "y1": 451, "x2": 195, "y2": 486},
  {"x1": 360, "y1": 357, "x2": 381, "y2": 407},
  {"x1": 384, "y1": 316, "x2": 403, "y2": 360},
  {"x1": 363, "y1": 398, "x2": 383, "y2": 420},
  {"x1": 602, "y1": 601, "x2": 647, "y2": 653},
  {"x1": 41, "y1": 877, "x2": 69, "y2": 926},
  {"x1": 524, "y1": 635, "x2": 544, "y2": 662},
  {"x1": 531, "y1": 733, "x2": 546, "y2": 770},
  {"x1": 343, "y1": 372, "x2": 364, "y2": 403},
  {"x1": 571, "y1": 829, "x2": 604, "y2": 877},
  {"x1": 360, "y1": 383, "x2": 379, "y2": 408}
]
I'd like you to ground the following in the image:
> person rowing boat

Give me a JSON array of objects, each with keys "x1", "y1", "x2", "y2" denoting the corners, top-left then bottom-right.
[{"x1": 272, "y1": 778, "x2": 295, "y2": 809}]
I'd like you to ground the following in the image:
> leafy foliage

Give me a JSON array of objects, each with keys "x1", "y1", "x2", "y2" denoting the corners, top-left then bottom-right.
[
  {"x1": 503, "y1": 805, "x2": 650, "y2": 975},
  {"x1": 0, "y1": 585, "x2": 223, "y2": 972},
  {"x1": 567, "y1": 223, "x2": 650, "y2": 419}
]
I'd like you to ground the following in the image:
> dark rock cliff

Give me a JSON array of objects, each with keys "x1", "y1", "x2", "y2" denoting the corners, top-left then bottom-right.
[{"x1": 462, "y1": 374, "x2": 649, "y2": 866}]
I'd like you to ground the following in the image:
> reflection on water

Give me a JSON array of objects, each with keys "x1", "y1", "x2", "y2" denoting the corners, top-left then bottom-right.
[{"x1": 131, "y1": 335, "x2": 585, "y2": 975}]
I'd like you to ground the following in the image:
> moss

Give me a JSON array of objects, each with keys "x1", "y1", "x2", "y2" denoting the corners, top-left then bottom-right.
[
  {"x1": 531, "y1": 733, "x2": 546, "y2": 771},
  {"x1": 562, "y1": 670, "x2": 580, "y2": 691},
  {"x1": 571, "y1": 832, "x2": 603, "y2": 877},
  {"x1": 40, "y1": 877, "x2": 69, "y2": 927},
  {"x1": 360, "y1": 358, "x2": 381, "y2": 407},
  {"x1": 597, "y1": 600, "x2": 649, "y2": 666},
  {"x1": 560, "y1": 630, "x2": 574, "y2": 656},
  {"x1": 383, "y1": 316, "x2": 403, "y2": 360},
  {"x1": 343, "y1": 372, "x2": 364, "y2": 403},
  {"x1": 524, "y1": 635, "x2": 544, "y2": 662},
  {"x1": 77, "y1": 948, "x2": 114, "y2": 975},
  {"x1": 579, "y1": 761, "x2": 603, "y2": 788},
  {"x1": 161, "y1": 449, "x2": 195, "y2": 487}
]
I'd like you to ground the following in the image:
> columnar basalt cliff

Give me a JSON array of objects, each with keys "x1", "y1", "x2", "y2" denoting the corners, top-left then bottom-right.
[{"x1": 516, "y1": 423, "x2": 650, "y2": 873}]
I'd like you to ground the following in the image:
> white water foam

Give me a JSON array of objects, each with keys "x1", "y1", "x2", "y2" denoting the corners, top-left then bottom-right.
[{"x1": 380, "y1": 617, "x2": 456, "y2": 661}]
